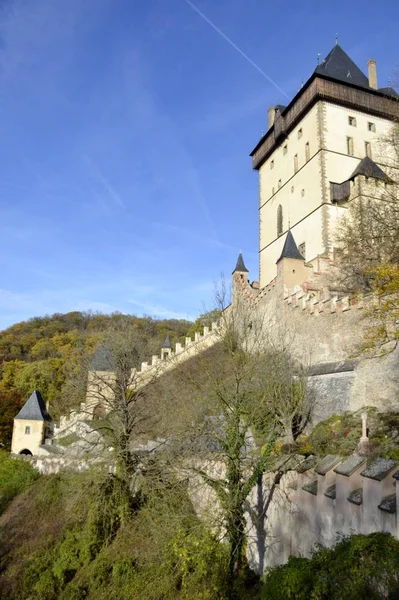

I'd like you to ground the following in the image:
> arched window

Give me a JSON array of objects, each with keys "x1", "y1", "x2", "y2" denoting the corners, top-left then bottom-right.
[
  {"x1": 277, "y1": 205, "x2": 283, "y2": 237},
  {"x1": 19, "y1": 449, "x2": 33, "y2": 456}
]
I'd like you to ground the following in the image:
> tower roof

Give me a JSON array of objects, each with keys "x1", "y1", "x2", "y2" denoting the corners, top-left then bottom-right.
[
  {"x1": 276, "y1": 230, "x2": 304, "y2": 263},
  {"x1": 90, "y1": 344, "x2": 115, "y2": 371},
  {"x1": 162, "y1": 335, "x2": 171, "y2": 349},
  {"x1": 14, "y1": 390, "x2": 52, "y2": 421},
  {"x1": 378, "y1": 86, "x2": 399, "y2": 98},
  {"x1": 349, "y1": 156, "x2": 391, "y2": 182},
  {"x1": 232, "y1": 252, "x2": 249, "y2": 274},
  {"x1": 314, "y1": 44, "x2": 369, "y2": 89}
]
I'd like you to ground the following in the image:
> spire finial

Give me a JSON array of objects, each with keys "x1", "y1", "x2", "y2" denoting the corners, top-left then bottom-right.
[
  {"x1": 335, "y1": 33, "x2": 339, "y2": 46},
  {"x1": 388, "y1": 75, "x2": 392, "y2": 87},
  {"x1": 317, "y1": 53, "x2": 320, "y2": 65}
]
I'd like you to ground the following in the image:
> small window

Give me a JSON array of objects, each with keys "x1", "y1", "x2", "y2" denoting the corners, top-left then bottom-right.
[
  {"x1": 368, "y1": 122, "x2": 376, "y2": 132},
  {"x1": 278, "y1": 179, "x2": 282, "y2": 189},
  {"x1": 301, "y1": 189, "x2": 305, "y2": 197},
  {"x1": 25, "y1": 426, "x2": 31, "y2": 435},
  {"x1": 277, "y1": 205, "x2": 283, "y2": 237},
  {"x1": 270, "y1": 160, "x2": 274, "y2": 170},
  {"x1": 298, "y1": 128, "x2": 303, "y2": 139},
  {"x1": 298, "y1": 242, "x2": 306, "y2": 259},
  {"x1": 294, "y1": 154, "x2": 298, "y2": 173},
  {"x1": 347, "y1": 137, "x2": 354, "y2": 156},
  {"x1": 283, "y1": 145, "x2": 288, "y2": 155},
  {"x1": 365, "y1": 141, "x2": 372, "y2": 158},
  {"x1": 348, "y1": 116, "x2": 356, "y2": 127},
  {"x1": 305, "y1": 142, "x2": 310, "y2": 162},
  {"x1": 291, "y1": 186, "x2": 294, "y2": 193}
]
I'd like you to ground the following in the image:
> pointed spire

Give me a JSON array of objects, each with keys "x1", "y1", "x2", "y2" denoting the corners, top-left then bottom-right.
[
  {"x1": 276, "y1": 230, "x2": 304, "y2": 263},
  {"x1": 14, "y1": 390, "x2": 52, "y2": 421},
  {"x1": 163, "y1": 335, "x2": 171, "y2": 349},
  {"x1": 232, "y1": 252, "x2": 249, "y2": 274}
]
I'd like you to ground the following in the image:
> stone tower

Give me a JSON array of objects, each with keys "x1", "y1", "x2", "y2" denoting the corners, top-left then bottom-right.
[
  {"x1": 251, "y1": 44, "x2": 399, "y2": 287},
  {"x1": 11, "y1": 390, "x2": 52, "y2": 455}
]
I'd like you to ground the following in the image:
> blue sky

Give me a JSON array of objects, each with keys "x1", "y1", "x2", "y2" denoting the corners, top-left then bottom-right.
[{"x1": 0, "y1": 0, "x2": 397, "y2": 329}]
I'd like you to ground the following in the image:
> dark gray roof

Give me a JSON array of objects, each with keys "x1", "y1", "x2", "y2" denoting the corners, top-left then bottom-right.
[
  {"x1": 348, "y1": 488, "x2": 363, "y2": 505},
  {"x1": 378, "y1": 493, "x2": 396, "y2": 514},
  {"x1": 163, "y1": 335, "x2": 171, "y2": 349},
  {"x1": 90, "y1": 344, "x2": 115, "y2": 371},
  {"x1": 350, "y1": 157, "x2": 391, "y2": 182},
  {"x1": 302, "y1": 480, "x2": 318, "y2": 495},
  {"x1": 334, "y1": 455, "x2": 366, "y2": 477},
  {"x1": 378, "y1": 86, "x2": 399, "y2": 98},
  {"x1": 276, "y1": 230, "x2": 304, "y2": 263},
  {"x1": 14, "y1": 390, "x2": 51, "y2": 421},
  {"x1": 314, "y1": 44, "x2": 369, "y2": 89},
  {"x1": 324, "y1": 484, "x2": 336, "y2": 500},
  {"x1": 270, "y1": 454, "x2": 309, "y2": 473},
  {"x1": 315, "y1": 455, "x2": 341, "y2": 475},
  {"x1": 361, "y1": 458, "x2": 398, "y2": 481},
  {"x1": 296, "y1": 455, "x2": 317, "y2": 473},
  {"x1": 308, "y1": 360, "x2": 358, "y2": 377},
  {"x1": 232, "y1": 252, "x2": 249, "y2": 273}
]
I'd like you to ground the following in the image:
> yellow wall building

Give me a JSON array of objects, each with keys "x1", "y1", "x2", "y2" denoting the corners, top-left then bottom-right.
[{"x1": 11, "y1": 390, "x2": 52, "y2": 455}]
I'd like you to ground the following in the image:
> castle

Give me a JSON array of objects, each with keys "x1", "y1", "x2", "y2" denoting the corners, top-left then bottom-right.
[
  {"x1": 9, "y1": 43, "x2": 399, "y2": 569},
  {"x1": 11, "y1": 42, "x2": 399, "y2": 456}
]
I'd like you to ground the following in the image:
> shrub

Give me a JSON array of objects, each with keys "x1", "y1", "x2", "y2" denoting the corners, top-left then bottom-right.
[
  {"x1": 0, "y1": 451, "x2": 38, "y2": 513},
  {"x1": 263, "y1": 532, "x2": 399, "y2": 600}
]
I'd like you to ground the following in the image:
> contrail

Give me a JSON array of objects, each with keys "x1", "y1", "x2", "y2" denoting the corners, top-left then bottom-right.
[{"x1": 182, "y1": 0, "x2": 290, "y2": 100}]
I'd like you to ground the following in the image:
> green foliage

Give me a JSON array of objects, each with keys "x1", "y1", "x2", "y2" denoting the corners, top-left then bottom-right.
[
  {"x1": 303, "y1": 409, "x2": 399, "y2": 459},
  {"x1": 0, "y1": 451, "x2": 38, "y2": 514},
  {"x1": 0, "y1": 469, "x2": 251, "y2": 600},
  {"x1": 263, "y1": 532, "x2": 399, "y2": 600},
  {"x1": 0, "y1": 311, "x2": 193, "y2": 446}
]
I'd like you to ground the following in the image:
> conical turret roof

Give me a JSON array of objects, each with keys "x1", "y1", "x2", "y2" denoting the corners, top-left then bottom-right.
[
  {"x1": 349, "y1": 156, "x2": 391, "y2": 182},
  {"x1": 276, "y1": 230, "x2": 304, "y2": 263},
  {"x1": 163, "y1": 335, "x2": 171, "y2": 349},
  {"x1": 232, "y1": 252, "x2": 249, "y2": 274},
  {"x1": 14, "y1": 390, "x2": 52, "y2": 421}
]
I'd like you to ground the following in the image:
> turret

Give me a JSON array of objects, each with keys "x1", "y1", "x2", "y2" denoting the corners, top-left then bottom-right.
[
  {"x1": 276, "y1": 230, "x2": 308, "y2": 289},
  {"x1": 161, "y1": 335, "x2": 172, "y2": 360},
  {"x1": 232, "y1": 252, "x2": 250, "y2": 301},
  {"x1": 11, "y1": 390, "x2": 52, "y2": 455}
]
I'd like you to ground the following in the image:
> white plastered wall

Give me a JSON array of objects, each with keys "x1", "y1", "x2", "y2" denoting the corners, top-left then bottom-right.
[{"x1": 259, "y1": 104, "x2": 323, "y2": 286}]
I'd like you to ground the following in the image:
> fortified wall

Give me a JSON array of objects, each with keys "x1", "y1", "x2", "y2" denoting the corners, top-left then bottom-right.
[{"x1": 232, "y1": 240, "x2": 399, "y2": 425}]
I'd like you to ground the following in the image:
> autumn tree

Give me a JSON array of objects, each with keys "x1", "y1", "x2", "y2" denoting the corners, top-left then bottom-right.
[{"x1": 329, "y1": 122, "x2": 399, "y2": 352}]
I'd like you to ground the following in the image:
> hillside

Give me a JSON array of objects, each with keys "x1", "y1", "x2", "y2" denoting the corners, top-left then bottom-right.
[{"x1": 0, "y1": 312, "x2": 193, "y2": 448}]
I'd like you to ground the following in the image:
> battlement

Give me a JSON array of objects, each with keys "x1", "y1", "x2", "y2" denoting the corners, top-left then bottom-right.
[
  {"x1": 282, "y1": 287, "x2": 370, "y2": 316},
  {"x1": 84, "y1": 320, "x2": 221, "y2": 419}
]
